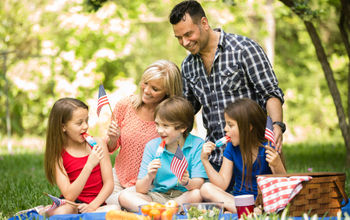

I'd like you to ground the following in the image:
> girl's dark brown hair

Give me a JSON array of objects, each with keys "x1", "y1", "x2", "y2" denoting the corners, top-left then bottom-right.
[
  {"x1": 224, "y1": 98, "x2": 267, "y2": 191},
  {"x1": 44, "y1": 98, "x2": 88, "y2": 185}
]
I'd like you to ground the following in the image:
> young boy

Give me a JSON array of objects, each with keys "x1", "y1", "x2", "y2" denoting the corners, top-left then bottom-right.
[{"x1": 119, "y1": 96, "x2": 207, "y2": 212}]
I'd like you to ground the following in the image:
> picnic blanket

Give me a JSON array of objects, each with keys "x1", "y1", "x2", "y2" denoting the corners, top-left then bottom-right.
[{"x1": 9, "y1": 199, "x2": 350, "y2": 220}]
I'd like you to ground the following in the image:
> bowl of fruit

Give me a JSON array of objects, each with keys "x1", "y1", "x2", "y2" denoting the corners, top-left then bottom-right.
[
  {"x1": 139, "y1": 200, "x2": 179, "y2": 220},
  {"x1": 182, "y1": 202, "x2": 224, "y2": 220}
]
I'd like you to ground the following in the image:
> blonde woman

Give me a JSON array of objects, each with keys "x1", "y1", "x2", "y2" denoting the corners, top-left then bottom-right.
[{"x1": 105, "y1": 60, "x2": 183, "y2": 208}]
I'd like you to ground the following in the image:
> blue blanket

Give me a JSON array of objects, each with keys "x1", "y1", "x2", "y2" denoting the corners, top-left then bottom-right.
[{"x1": 9, "y1": 199, "x2": 350, "y2": 220}]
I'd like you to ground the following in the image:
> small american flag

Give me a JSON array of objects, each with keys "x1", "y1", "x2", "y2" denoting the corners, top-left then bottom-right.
[
  {"x1": 170, "y1": 145, "x2": 188, "y2": 181},
  {"x1": 97, "y1": 84, "x2": 110, "y2": 117},
  {"x1": 46, "y1": 193, "x2": 66, "y2": 210},
  {"x1": 265, "y1": 116, "x2": 275, "y2": 145}
]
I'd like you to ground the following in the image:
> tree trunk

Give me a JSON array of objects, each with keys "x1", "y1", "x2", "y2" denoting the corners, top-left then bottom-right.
[
  {"x1": 339, "y1": 0, "x2": 350, "y2": 167},
  {"x1": 279, "y1": 0, "x2": 350, "y2": 167},
  {"x1": 303, "y1": 21, "x2": 350, "y2": 167}
]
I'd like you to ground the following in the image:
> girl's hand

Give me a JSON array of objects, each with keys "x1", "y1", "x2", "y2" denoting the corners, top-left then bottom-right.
[
  {"x1": 180, "y1": 170, "x2": 190, "y2": 186},
  {"x1": 106, "y1": 121, "x2": 120, "y2": 147},
  {"x1": 86, "y1": 144, "x2": 104, "y2": 170},
  {"x1": 201, "y1": 141, "x2": 215, "y2": 161},
  {"x1": 78, "y1": 203, "x2": 95, "y2": 213},
  {"x1": 147, "y1": 159, "x2": 161, "y2": 179},
  {"x1": 264, "y1": 145, "x2": 282, "y2": 168}
]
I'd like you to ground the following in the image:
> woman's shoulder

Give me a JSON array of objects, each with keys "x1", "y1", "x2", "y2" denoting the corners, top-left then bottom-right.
[{"x1": 116, "y1": 95, "x2": 134, "y2": 107}]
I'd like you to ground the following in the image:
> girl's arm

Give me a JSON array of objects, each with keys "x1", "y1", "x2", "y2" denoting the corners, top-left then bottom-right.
[
  {"x1": 264, "y1": 145, "x2": 286, "y2": 174},
  {"x1": 55, "y1": 141, "x2": 104, "y2": 202},
  {"x1": 80, "y1": 138, "x2": 114, "y2": 212},
  {"x1": 201, "y1": 142, "x2": 233, "y2": 190},
  {"x1": 135, "y1": 159, "x2": 161, "y2": 194}
]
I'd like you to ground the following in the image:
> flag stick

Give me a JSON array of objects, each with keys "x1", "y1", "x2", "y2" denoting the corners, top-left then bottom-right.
[
  {"x1": 108, "y1": 102, "x2": 113, "y2": 114},
  {"x1": 43, "y1": 192, "x2": 79, "y2": 207}
]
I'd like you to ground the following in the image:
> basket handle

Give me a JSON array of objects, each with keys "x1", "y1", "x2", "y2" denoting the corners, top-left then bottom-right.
[{"x1": 334, "y1": 180, "x2": 348, "y2": 207}]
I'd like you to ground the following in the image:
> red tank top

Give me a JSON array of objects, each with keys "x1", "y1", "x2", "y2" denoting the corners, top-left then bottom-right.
[{"x1": 61, "y1": 148, "x2": 103, "y2": 204}]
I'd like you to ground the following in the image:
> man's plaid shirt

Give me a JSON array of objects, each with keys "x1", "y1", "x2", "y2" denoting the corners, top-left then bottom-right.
[{"x1": 181, "y1": 29, "x2": 284, "y2": 167}]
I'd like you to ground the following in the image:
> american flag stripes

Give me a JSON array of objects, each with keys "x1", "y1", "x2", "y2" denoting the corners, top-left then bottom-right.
[
  {"x1": 170, "y1": 145, "x2": 188, "y2": 181},
  {"x1": 265, "y1": 116, "x2": 275, "y2": 145},
  {"x1": 46, "y1": 193, "x2": 66, "y2": 210},
  {"x1": 97, "y1": 84, "x2": 110, "y2": 117}
]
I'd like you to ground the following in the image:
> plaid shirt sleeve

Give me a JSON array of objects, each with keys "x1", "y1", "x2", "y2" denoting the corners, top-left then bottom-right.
[{"x1": 241, "y1": 39, "x2": 284, "y2": 107}]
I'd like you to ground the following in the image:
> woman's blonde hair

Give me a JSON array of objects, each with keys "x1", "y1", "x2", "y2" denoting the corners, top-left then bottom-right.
[
  {"x1": 132, "y1": 60, "x2": 183, "y2": 109},
  {"x1": 44, "y1": 98, "x2": 88, "y2": 185}
]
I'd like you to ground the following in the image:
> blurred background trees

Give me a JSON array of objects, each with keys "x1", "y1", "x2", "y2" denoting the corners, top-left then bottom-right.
[{"x1": 0, "y1": 0, "x2": 349, "y2": 163}]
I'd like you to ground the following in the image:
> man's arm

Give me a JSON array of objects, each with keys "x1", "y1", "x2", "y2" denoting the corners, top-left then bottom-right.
[{"x1": 266, "y1": 97, "x2": 283, "y2": 152}]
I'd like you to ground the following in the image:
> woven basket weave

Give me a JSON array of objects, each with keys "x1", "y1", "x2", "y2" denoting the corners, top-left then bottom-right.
[{"x1": 256, "y1": 172, "x2": 348, "y2": 216}]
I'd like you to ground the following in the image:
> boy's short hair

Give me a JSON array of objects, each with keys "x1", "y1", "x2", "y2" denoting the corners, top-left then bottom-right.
[
  {"x1": 169, "y1": 0, "x2": 206, "y2": 25},
  {"x1": 155, "y1": 96, "x2": 194, "y2": 137}
]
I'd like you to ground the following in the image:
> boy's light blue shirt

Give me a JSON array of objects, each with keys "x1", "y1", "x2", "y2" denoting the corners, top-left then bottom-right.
[{"x1": 138, "y1": 133, "x2": 208, "y2": 193}]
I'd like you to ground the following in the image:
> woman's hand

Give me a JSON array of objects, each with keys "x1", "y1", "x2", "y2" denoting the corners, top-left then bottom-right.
[
  {"x1": 147, "y1": 159, "x2": 161, "y2": 179},
  {"x1": 201, "y1": 141, "x2": 215, "y2": 162},
  {"x1": 106, "y1": 121, "x2": 120, "y2": 150},
  {"x1": 86, "y1": 144, "x2": 104, "y2": 170}
]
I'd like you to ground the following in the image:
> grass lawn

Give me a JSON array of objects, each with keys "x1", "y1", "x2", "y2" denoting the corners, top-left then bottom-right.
[{"x1": 0, "y1": 142, "x2": 348, "y2": 219}]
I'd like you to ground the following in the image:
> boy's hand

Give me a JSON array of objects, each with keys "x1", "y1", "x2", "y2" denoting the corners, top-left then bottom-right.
[
  {"x1": 201, "y1": 142, "x2": 215, "y2": 161},
  {"x1": 180, "y1": 170, "x2": 190, "y2": 186},
  {"x1": 147, "y1": 159, "x2": 161, "y2": 179}
]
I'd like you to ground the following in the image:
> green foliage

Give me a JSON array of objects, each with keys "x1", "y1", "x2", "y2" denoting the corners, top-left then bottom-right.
[
  {"x1": 0, "y1": 0, "x2": 348, "y2": 145},
  {"x1": 291, "y1": 0, "x2": 321, "y2": 21}
]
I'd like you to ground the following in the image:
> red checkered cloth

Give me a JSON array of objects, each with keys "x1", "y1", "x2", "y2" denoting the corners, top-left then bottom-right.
[{"x1": 257, "y1": 176, "x2": 312, "y2": 213}]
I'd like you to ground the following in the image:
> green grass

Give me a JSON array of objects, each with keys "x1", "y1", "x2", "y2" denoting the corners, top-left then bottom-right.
[{"x1": 0, "y1": 143, "x2": 348, "y2": 219}]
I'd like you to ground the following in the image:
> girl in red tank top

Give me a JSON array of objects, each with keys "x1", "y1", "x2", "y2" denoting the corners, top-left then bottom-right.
[{"x1": 44, "y1": 98, "x2": 115, "y2": 216}]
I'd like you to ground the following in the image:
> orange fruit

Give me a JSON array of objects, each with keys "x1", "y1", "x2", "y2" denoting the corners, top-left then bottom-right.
[
  {"x1": 141, "y1": 204, "x2": 152, "y2": 215},
  {"x1": 161, "y1": 209, "x2": 174, "y2": 220},
  {"x1": 148, "y1": 208, "x2": 161, "y2": 220}
]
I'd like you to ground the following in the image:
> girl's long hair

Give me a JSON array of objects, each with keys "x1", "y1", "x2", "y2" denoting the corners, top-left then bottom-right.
[
  {"x1": 224, "y1": 98, "x2": 266, "y2": 191},
  {"x1": 44, "y1": 98, "x2": 88, "y2": 185}
]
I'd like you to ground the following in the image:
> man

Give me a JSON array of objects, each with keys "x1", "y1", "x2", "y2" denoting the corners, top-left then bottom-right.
[{"x1": 169, "y1": 0, "x2": 285, "y2": 172}]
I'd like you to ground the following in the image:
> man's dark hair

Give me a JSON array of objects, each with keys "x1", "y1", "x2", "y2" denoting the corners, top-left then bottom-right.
[{"x1": 169, "y1": 0, "x2": 206, "y2": 25}]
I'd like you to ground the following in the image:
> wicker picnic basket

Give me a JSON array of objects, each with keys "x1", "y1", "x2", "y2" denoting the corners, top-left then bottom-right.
[{"x1": 256, "y1": 172, "x2": 348, "y2": 216}]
